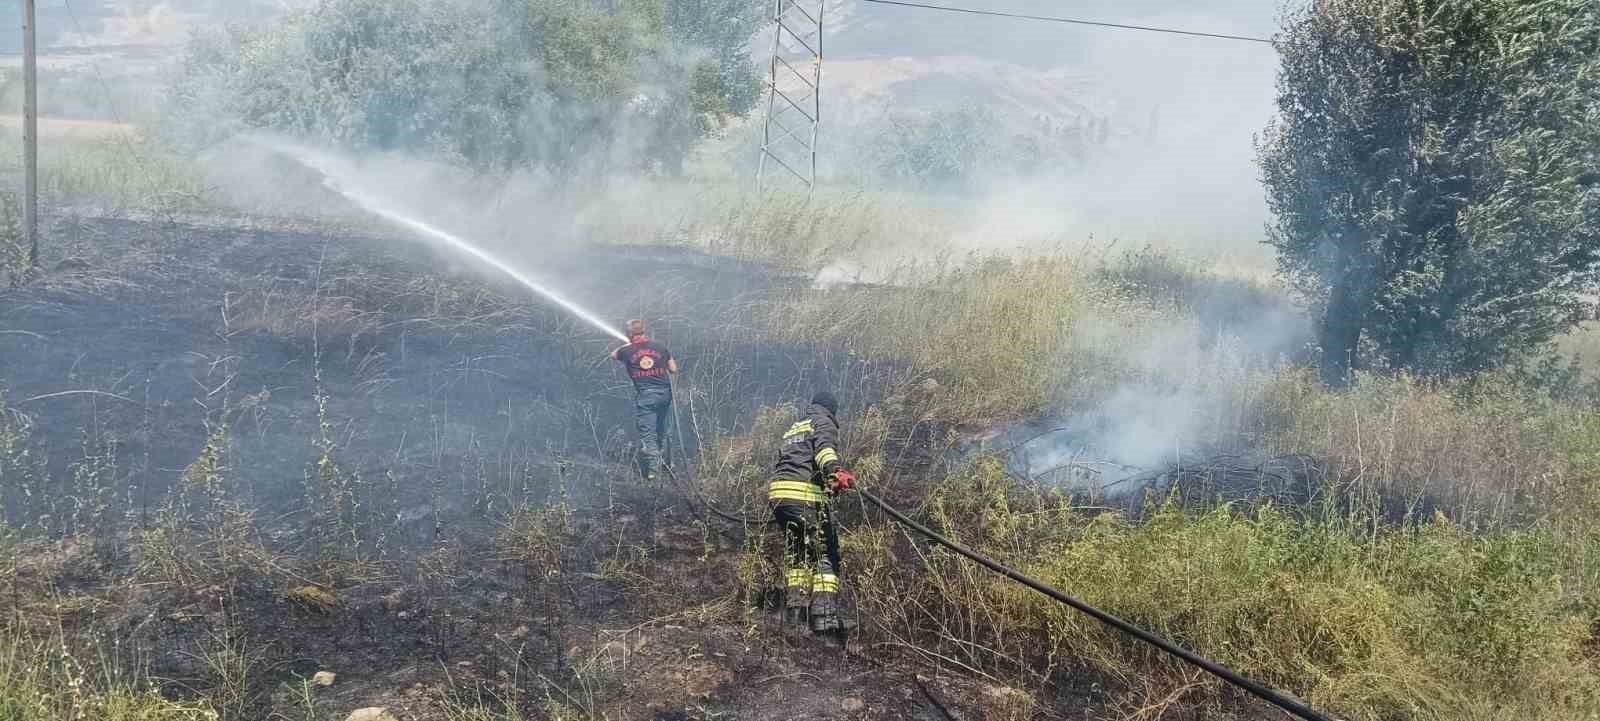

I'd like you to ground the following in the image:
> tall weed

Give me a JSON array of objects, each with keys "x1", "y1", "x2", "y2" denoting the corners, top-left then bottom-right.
[
  {"x1": 756, "y1": 255, "x2": 1097, "y2": 424},
  {"x1": 0, "y1": 627, "x2": 215, "y2": 721},
  {"x1": 848, "y1": 459, "x2": 1600, "y2": 720}
]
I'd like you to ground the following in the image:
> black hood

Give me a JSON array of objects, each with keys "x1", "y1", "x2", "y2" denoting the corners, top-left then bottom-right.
[{"x1": 810, "y1": 391, "x2": 837, "y2": 417}]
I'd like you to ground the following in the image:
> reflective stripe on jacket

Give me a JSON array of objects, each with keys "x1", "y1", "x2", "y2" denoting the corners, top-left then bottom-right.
[{"x1": 768, "y1": 402, "x2": 843, "y2": 503}]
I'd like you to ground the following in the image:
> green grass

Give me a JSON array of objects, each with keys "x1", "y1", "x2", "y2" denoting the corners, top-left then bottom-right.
[
  {"x1": 0, "y1": 128, "x2": 207, "y2": 210},
  {"x1": 1034, "y1": 507, "x2": 1591, "y2": 719},
  {"x1": 1556, "y1": 321, "x2": 1600, "y2": 382},
  {"x1": 845, "y1": 458, "x2": 1600, "y2": 721},
  {"x1": 0, "y1": 630, "x2": 216, "y2": 721}
]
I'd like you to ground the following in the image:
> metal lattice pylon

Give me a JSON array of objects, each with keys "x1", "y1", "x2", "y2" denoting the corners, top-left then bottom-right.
[{"x1": 756, "y1": 0, "x2": 824, "y2": 194}]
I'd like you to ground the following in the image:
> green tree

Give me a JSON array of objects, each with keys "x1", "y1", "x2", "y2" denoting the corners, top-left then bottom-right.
[
  {"x1": 1258, "y1": 0, "x2": 1600, "y2": 385},
  {"x1": 873, "y1": 107, "x2": 995, "y2": 189},
  {"x1": 165, "y1": 0, "x2": 764, "y2": 174},
  {"x1": 869, "y1": 106, "x2": 1081, "y2": 191}
]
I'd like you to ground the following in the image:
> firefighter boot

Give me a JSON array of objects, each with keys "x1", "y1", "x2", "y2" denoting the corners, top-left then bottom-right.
[
  {"x1": 809, "y1": 591, "x2": 840, "y2": 634},
  {"x1": 637, "y1": 448, "x2": 659, "y2": 483}
]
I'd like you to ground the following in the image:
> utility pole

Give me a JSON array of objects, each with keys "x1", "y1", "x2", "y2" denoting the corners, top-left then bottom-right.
[
  {"x1": 21, "y1": 0, "x2": 37, "y2": 271},
  {"x1": 756, "y1": 0, "x2": 824, "y2": 196}
]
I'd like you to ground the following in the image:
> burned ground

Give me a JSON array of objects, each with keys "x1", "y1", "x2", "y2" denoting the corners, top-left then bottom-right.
[
  {"x1": 5, "y1": 477, "x2": 1053, "y2": 721},
  {"x1": 1, "y1": 212, "x2": 861, "y2": 517},
  {"x1": 5, "y1": 207, "x2": 1572, "y2": 721},
  {"x1": 1, "y1": 212, "x2": 1138, "y2": 721}
]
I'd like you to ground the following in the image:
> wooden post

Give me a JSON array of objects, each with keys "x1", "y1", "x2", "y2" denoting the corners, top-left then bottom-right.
[{"x1": 22, "y1": 0, "x2": 37, "y2": 271}]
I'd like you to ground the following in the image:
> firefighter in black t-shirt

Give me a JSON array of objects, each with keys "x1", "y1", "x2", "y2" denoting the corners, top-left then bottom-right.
[{"x1": 611, "y1": 319, "x2": 679, "y2": 481}]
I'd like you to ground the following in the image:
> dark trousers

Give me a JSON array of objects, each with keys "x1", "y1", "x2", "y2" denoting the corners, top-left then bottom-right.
[
  {"x1": 634, "y1": 386, "x2": 672, "y2": 466},
  {"x1": 772, "y1": 500, "x2": 840, "y2": 605}
]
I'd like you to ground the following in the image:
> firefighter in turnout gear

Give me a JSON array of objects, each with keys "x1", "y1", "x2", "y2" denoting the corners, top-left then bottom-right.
[
  {"x1": 768, "y1": 391, "x2": 856, "y2": 634},
  {"x1": 611, "y1": 319, "x2": 679, "y2": 481}
]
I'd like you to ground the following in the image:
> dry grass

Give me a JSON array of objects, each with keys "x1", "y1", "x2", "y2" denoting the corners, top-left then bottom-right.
[
  {"x1": 0, "y1": 191, "x2": 23, "y2": 285},
  {"x1": 222, "y1": 287, "x2": 382, "y2": 339},
  {"x1": 0, "y1": 128, "x2": 207, "y2": 210},
  {"x1": 1253, "y1": 370, "x2": 1588, "y2": 529},
  {"x1": 752, "y1": 255, "x2": 1096, "y2": 425},
  {"x1": 659, "y1": 209, "x2": 1600, "y2": 718},
  {"x1": 840, "y1": 459, "x2": 1600, "y2": 721},
  {"x1": 9, "y1": 173, "x2": 1600, "y2": 721},
  {"x1": 135, "y1": 425, "x2": 287, "y2": 591},
  {"x1": 495, "y1": 502, "x2": 574, "y2": 619},
  {"x1": 182, "y1": 630, "x2": 272, "y2": 721},
  {"x1": 577, "y1": 183, "x2": 957, "y2": 271},
  {"x1": 0, "y1": 617, "x2": 216, "y2": 721}
]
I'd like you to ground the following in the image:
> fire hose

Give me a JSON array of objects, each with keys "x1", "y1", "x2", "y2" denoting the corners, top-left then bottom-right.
[
  {"x1": 662, "y1": 461, "x2": 1334, "y2": 721},
  {"x1": 854, "y1": 488, "x2": 1335, "y2": 721}
]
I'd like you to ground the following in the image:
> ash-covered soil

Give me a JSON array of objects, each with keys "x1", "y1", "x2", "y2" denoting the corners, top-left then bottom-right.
[
  {"x1": 9, "y1": 477, "x2": 1057, "y2": 721},
  {"x1": 0, "y1": 211, "x2": 1069, "y2": 720},
  {"x1": 1, "y1": 211, "x2": 1293, "y2": 721},
  {"x1": 1, "y1": 211, "x2": 828, "y2": 517}
]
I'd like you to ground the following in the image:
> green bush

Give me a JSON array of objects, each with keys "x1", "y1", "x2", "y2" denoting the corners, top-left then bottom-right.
[
  {"x1": 848, "y1": 457, "x2": 1600, "y2": 719},
  {"x1": 166, "y1": 0, "x2": 763, "y2": 174},
  {"x1": 867, "y1": 106, "x2": 1103, "y2": 190},
  {"x1": 1260, "y1": 0, "x2": 1600, "y2": 382}
]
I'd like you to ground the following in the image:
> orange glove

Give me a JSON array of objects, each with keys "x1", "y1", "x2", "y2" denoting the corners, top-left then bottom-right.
[{"x1": 829, "y1": 469, "x2": 856, "y2": 494}]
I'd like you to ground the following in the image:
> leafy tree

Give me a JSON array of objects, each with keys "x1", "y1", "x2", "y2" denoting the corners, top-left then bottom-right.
[
  {"x1": 1258, "y1": 0, "x2": 1600, "y2": 385},
  {"x1": 165, "y1": 0, "x2": 764, "y2": 174},
  {"x1": 873, "y1": 107, "x2": 996, "y2": 189}
]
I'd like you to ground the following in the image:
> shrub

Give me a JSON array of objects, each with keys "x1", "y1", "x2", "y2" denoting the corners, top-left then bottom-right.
[
  {"x1": 847, "y1": 457, "x2": 1600, "y2": 720},
  {"x1": 1252, "y1": 370, "x2": 1594, "y2": 529},
  {"x1": 1260, "y1": 0, "x2": 1600, "y2": 382},
  {"x1": 754, "y1": 254, "x2": 1097, "y2": 425},
  {"x1": 166, "y1": 0, "x2": 763, "y2": 175}
]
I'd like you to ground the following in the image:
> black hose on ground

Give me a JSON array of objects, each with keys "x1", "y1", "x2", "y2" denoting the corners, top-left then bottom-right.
[
  {"x1": 662, "y1": 462, "x2": 750, "y2": 528},
  {"x1": 652, "y1": 464, "x2": 1334, "y2": 721},
  {"x1": 856, "y1": 488, "x2": 1336, "y2": 721}
]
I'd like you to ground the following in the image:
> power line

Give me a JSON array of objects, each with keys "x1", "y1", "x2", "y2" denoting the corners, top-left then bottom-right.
[{"x1": 859, "y1": 0, "x2": 1278, "y2": 45}]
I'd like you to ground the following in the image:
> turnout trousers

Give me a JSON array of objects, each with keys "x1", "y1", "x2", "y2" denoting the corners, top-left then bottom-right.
[
  {"x1": 770, "y1": 496, "x2": 841, "y2": 628},
  {"x1": 633, "y1": 386, "x2": 672, "y2": 478}
]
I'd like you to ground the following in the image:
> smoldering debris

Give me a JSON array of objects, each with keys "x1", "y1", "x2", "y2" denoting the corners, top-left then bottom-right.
[
  {"x1": 993, "y1": 420, "x2": 1438, "y2": 525},
  {"x1": 985, "y1": 423, "x2": 1325, "y2": 513},
  {"x1": 1106, "y1": 452, "x2": 1324, "y2": 513}
]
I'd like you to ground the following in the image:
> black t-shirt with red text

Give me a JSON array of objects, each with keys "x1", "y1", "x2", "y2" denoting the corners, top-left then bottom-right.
[{"x1": 614, "y1": 339, "x2": 673, "y2": 392}]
